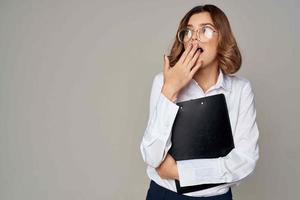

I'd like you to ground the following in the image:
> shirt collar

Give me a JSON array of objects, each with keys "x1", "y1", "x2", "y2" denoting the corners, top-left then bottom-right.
[
  {"x1": 216, "y1": 68, "x2": 231, "y2": 92},
  {"x1": 192, "y1": 68, "x2": 232, "y2": 92}
]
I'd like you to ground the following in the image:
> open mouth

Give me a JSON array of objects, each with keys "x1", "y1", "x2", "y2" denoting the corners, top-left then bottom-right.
[{"x1": 197, "y1": 47, "x2": 204, "y2": 53}]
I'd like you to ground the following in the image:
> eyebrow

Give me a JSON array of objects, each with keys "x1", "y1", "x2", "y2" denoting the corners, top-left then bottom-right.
[{"x1": 187, "y1": 23, "x2": 215, "y2": 28}]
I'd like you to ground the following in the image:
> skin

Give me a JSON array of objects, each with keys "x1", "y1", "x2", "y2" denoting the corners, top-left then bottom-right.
[{"x1": 155, "y1": 11, "x2": 220, "y2": 180}]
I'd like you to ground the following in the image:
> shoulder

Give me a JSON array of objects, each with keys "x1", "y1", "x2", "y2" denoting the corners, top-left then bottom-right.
[
  {"x1": 153, "y1": 71, "x2": 164, "y2": 82},
  {"x1": 225, "y1": 74, "x2": 256, "y2": 114},
  {"x1": 224, "y1": 73, "x2": 253, "y2": 94},
  {"x1": 151, "y1": 71, "x2": 164, "y2": 87}
]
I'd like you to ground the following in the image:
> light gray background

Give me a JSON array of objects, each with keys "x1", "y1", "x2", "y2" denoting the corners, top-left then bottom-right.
[{"x1": 0, "y1": 0, "x2": 299, "y2": 199}]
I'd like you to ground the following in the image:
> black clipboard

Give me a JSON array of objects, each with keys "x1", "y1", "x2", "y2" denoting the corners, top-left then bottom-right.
[{"x1": 168, "y1": 93, "x2": 234, "y2": 194}]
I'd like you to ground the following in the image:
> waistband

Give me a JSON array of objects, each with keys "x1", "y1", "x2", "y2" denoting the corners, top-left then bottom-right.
[{"x1": 148, "y1": 180, "x2": 232, "y2": 200}]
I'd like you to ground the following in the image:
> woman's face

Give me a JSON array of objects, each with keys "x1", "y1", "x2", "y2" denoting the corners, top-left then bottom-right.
[{"x1": 183, "y1": 12, "x2": 219, "y2": 68}]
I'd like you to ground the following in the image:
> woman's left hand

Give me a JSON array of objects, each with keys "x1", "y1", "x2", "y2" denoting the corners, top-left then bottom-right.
[{"x1": 155, "y1": 154, "x2": 179, "y2": 180}]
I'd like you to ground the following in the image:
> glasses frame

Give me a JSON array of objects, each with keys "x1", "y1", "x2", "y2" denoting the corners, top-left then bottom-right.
[{"x1": 177, "y1": 25, "x2": 218, "y2": 43}]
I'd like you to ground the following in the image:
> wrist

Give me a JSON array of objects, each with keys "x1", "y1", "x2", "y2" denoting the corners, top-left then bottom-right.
[
  {"x1": 174, "y1": 164, "x2": 179, "y2": 180},
  {"x1": 161, "y1": 84, "x2": 178, "y2": 102}
]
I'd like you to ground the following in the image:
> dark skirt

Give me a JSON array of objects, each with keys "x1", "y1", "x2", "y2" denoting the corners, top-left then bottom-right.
[{"x1": 146, "y1": 180, "x2": 233, "y2": 200}]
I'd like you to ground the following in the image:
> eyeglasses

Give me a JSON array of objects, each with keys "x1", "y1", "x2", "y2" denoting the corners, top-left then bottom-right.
[{"x1": 177, "y1": 25, "x2": 218, "y2": 43}]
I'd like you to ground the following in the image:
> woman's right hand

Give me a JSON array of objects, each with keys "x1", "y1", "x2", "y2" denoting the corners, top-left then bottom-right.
[{"x1": 162, "y1": 43, "x2": 204, "y2": 102}]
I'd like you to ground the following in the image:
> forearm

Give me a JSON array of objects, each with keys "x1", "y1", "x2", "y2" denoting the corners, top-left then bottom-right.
[{"x1": 140, "y1": 92, "x2": 179, "y2": 168}]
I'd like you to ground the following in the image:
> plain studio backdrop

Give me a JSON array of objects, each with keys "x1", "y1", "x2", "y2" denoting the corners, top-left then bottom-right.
[{"x1": 0, "y1": 0, "x2": 299, "y2": 199}]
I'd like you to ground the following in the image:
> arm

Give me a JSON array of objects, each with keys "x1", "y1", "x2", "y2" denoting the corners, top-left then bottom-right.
[
  {"x1": 176, "y1": 81, "x2": 260, "y2": 187},
  {"x1": 140, "y1": 73, "x2": 180, "y2": 168}
]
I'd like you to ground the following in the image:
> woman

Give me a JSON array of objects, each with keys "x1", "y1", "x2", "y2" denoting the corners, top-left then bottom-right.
[{"x1": 140, "y1": 4, "x2": 259, "y2": 200}]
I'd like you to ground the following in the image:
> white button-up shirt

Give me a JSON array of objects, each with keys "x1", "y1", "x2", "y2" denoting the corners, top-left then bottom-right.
[{"x1": 140, "y1": 69, "x2": 260, "y2": 197}]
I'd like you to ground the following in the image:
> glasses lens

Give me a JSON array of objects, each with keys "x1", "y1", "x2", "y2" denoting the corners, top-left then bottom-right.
[
  {"x1": 201, "y1": 26, "x2": 214, "y2": 42},
  {"x1": 178, "y1": 28, "x2": 192, "y2": 43}
]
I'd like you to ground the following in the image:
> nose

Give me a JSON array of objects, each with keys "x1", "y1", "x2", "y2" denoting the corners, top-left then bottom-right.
[
  {"x1": 190, "y1": 31, "x2": 199, "y2": 45},
  {"x1": 191, "y1": 40, "x2": 199, "y2": 47},
  {"x1": 191, "y1": 30, "x2": 198, "y2": 40}
]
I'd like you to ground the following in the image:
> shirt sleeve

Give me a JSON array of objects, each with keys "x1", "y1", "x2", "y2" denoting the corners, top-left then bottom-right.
[
  {"x1": 176, "y1": 80, "x2": 260, "y2": 187},
  {"x1": 140, "y1": 73, "x2": 180, "y2": 168}
]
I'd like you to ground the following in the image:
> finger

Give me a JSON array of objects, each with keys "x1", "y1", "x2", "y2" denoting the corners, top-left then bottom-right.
[
  {"x1": 163, "y1": 54, "x2": 170, "y2": 73},
  {"x1": 189, "y1": 60, "x2": 203, "y2": 78},
  {"x1": 186, "y1": 50, "x2": 201, "y2": 70},
  {"x1": 183, "y1": 43, "x2": 198, "y2": 65},
  {"x1": 178, "y1": 43, "x2": 193, "y2": 64}
]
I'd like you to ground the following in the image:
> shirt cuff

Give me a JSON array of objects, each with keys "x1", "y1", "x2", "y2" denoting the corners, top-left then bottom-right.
[
  {"x1": 155, "y1": 92, "x2": 179, "y2": 131},
  {"x1": 143, "y1": 92, "x2": 179, "y2": 147},
  {"x1": 176, "y1": 158, "x2": 223, "y2": 187}
]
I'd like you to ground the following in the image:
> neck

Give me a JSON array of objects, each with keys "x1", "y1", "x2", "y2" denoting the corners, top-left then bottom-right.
[{"x1": 193, "y1": 59, "x2": 219, "y2": 93}]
